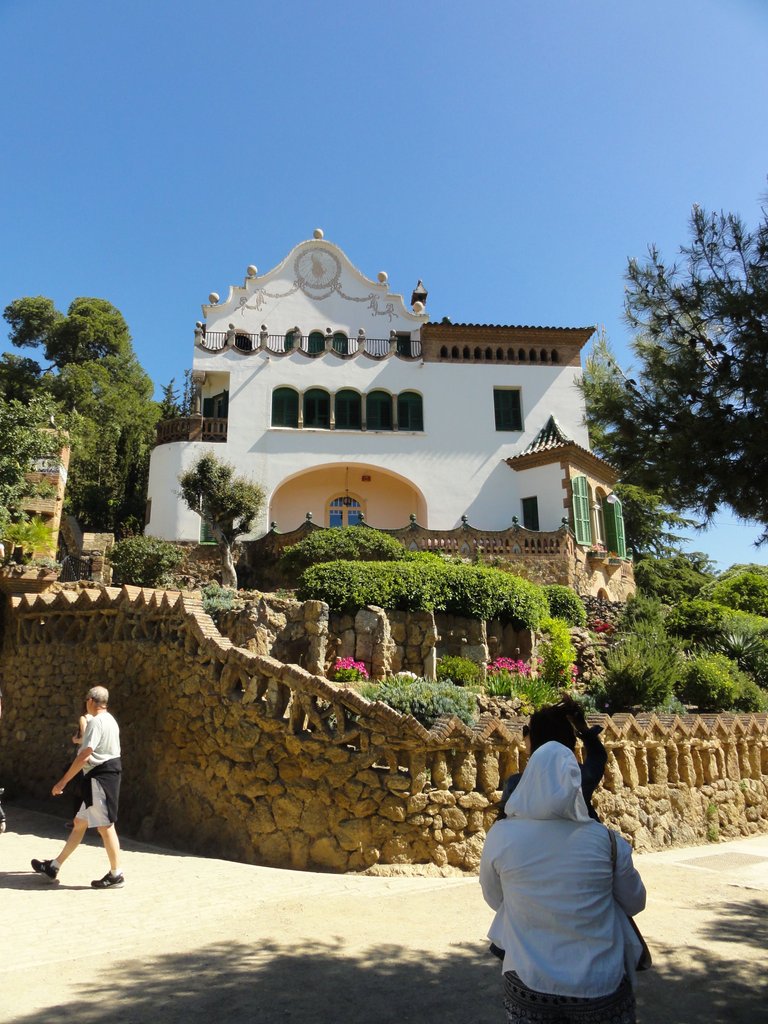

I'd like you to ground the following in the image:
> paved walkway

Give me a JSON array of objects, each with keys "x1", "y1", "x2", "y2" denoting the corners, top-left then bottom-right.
[{"x1": 1, "y1": 803, "x2": 767, "y2": 1024}]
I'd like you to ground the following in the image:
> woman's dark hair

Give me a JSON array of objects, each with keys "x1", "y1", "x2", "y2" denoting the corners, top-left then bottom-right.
[{"x1": 527, "y1": 703, "x2": 577, "y2": 752}]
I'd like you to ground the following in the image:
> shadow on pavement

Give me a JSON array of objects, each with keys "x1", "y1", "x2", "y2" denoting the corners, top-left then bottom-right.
[{"x1": 8, "y1": 922, "x2": 768, "y2": 1024}]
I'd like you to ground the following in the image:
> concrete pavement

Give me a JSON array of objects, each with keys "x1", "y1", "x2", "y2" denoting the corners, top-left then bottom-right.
[{"x1": 1, "y1": 802, "x2": 767, "y2": 1024}]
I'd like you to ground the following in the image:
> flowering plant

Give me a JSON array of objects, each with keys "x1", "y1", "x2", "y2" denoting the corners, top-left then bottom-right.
[
  {"x1": 331, "y1": 657, "x2": 369, "y2": 682},
  {"x1": 591, "y1": 619, "x2": 615, "y2": 636},
  {"x1": 487, "y1": 657, "x2": 532, "y2": 677}
]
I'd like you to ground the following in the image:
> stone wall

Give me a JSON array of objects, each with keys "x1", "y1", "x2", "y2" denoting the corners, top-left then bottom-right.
[{"x1": 1, "y1": 585, "x2": 767, "y2": 872}]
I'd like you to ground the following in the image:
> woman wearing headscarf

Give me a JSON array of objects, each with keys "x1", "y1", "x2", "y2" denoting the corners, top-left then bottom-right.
[{"x1": 480, "y1": 742, "x2": 646, "y2": 1024}]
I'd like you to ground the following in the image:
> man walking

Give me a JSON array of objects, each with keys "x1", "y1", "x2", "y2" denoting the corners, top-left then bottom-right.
[{"x1": 31, "y1": 685, "x2": 124, "y2": 889}]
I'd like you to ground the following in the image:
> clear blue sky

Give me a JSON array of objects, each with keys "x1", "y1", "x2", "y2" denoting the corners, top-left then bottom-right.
[{"x1": 1, "y1": 0, "x2": 766, "y2": 570}]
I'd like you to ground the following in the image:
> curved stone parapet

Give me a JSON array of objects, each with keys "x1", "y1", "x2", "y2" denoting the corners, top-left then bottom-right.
[{"x1": 1, "y1": 585, "x2": 767, "y2": 871}]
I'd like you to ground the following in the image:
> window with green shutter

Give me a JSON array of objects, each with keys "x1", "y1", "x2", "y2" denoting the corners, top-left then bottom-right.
[
  {"x1": 521, "y1": 496, "x2": 539, "y2": 531},
  {"x1": 397, "y1": 391, "x2": 424, "y2": 431},
  {"x1": 571, "y1": 475, "x2": 592, "y2": 545},
  {"x1": 307, "y1": 331, "x2": 325, "y2": 354},
  {"x1": 303, "y1": 388, "x2": 331, "y2": 428},
  {"x1": 335, "y1": 390, "x2": 361, "y2": 430},
  {"x1": 493, "y1": 389, "x2": 523, "y2": 431},
  {"x1": 271, "y1": 387, "x2": 299, "y2": 427},
  {"x1": 366, "y1": 391, "x2": 393, "y2": 431},
  {"x1": 602, "y1": 495, "x2": 627, "y2": 558}
]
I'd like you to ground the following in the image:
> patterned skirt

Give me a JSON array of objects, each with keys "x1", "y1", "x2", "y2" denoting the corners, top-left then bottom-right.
[{"x1": 503, "y1": 971, "x2": 636, "y2": 1024}]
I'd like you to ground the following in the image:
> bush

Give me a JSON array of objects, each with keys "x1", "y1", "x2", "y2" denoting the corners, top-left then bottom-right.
[
  {"x1": 297, "y1": 559, "x2": 548, "y2": 627},
  {"x1": 280, "y1": 527, "x2": 410, "y2": 576},
  {"x1": 543, "y1": 585, "x2": 586, "y2": 627},
  {"x1": 201, "y1": 581, "x2": 236, "y2": 619},
  {"x1": 108, "y1": 535, "x2": 185, "y2": 588},
  {"x1": 601, "y1": 626, "x2": 683, "y2": 711},
  {"x1": 618, "y1": 593, "x2": 667, "y2": 632},
  {"x1": 436, "y1": 655, "x2": 483, "y2": 687},
  {"x1": 633, "y1": 553, "x2": 714, "y2": 604},
  {"x1": 677, "y1": 652, "x2": 741, "y2": 712},
  {"x1": 707, "y1": 622, "x2": 768, "y2": 683},
  {"x1": 360, "y1": 675, "x2": 477, "y2": 727},
  {"x1": 537, "y1": 617, "x2": 578, "y2": 689},
  {"x1": 731, "y1": 676, "x2": 768, "y2": 713},
  {"x1": 666, "y1": 599, "x2": 729, "y2": 645},
  {"x1": 708, "y1": 570, "x2": 768, "y2": 617}
]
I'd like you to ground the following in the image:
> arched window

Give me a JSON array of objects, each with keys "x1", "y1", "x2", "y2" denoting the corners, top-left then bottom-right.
[
  {"x1": 508, "y1": 348, "x2": 515, "y2": 361},
  {"x1": 474, "y1": 347, "x2": 482, "y2": 360},
  {"x1": 463, "y1": 346, "x2": 471, "y2": 360},
  {"x1": 540, "y1": 349, "x2": 548, "y2": 362},
  {"x1": 271, "y1": 387, "x2": 299, "y2": 428},
  {"x1": 366, "y1": 390, "x2": 393, "y2": 431},
  {"x1": 551, "y1": 349, "x2": 559, "y2": 363},
  {"x1": 307, "y1": 331, "x2": 325, "y2": 355},
  {"x1": 485, "y1": 347, "x2": 493, "y2": 361},
  {"x1": 303, "y1": 388, "x2": 330, "y2": 428},
  {"x1": 284, "y1": 329, "x2": 299, "y2": 351},
  {"x1": 234, "y1": 333, "x2": 253, "y2": 352},
  {"x1": 518, "y1": 348, "x2": 526, "y2": 361},
  {"x1": 332, "y1": 332, "x2": 349, "y2": 355},
  {"x1": 440, "y1": 345, "x2": 448, "y2": 358},
  {"x1": 328, "y1": 496, "x2": 363, "y2": 528},
  {"x1": 529, "y1": 349, "x2": 537, "y2": 362},
  {"x1": 452, "y1": 346, "x2": 460, "y2": 359},
  {"x1": 397, "y1": 391, "x2": 424, "y2": 431},
  {"x1": 496, "y1": 347, "x2": 504, "y2": 361},
  {"x1": 335, "y1": 390, "x2": 362, "y2": 430}
]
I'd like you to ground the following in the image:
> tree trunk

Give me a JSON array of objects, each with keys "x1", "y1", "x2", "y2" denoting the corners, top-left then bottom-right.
[{"x1": 218, "y1": 539, "x2": 238, "y2": 589}]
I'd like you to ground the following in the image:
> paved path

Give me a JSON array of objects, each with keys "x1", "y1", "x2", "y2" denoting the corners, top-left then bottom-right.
[{"x1": 1, "y1": 804, "x2": 767, "y2": 1023}]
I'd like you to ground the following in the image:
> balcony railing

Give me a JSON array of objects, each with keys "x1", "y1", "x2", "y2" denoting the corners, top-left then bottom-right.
[
  {"x1": 155, "y1": 416, "x2": 228, "y2": 446},
  {"x1": 197, "y1": 330, "x2": 421, "y2": 360}
]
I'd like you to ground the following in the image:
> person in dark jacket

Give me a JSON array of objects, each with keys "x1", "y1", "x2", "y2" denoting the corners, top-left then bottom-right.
[{"x1": 31, "y1": 685, "x2": 124, "y2": 889}]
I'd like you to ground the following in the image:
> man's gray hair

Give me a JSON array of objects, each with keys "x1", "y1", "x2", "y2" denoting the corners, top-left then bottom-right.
[{"x1": 87, "y1": 686, "x2": 109, "y2": 707}]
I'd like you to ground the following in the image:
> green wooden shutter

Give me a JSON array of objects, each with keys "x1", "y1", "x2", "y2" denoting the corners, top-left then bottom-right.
[
  {"x1": 571, "y1": 475, "x2": 592, "y2": 545},
  {"x1": 603, "y1": 496, "x2": 627, "y2": 557}
]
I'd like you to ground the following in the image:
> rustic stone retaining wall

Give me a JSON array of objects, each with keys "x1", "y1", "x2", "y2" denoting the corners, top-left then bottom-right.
[{"x1": 1, "y1": 584, "x2": 767, "y2": 872}]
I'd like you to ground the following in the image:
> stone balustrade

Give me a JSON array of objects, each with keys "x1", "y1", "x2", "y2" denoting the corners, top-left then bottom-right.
[{"x1": 0, "y1": 584, "x2": 767, "y2": 871}]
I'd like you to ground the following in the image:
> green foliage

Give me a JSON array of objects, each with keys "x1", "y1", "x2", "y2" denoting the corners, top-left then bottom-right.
[
  {"x1": 281, "y1": 526, "x2": 409, "y2": 576},
  {"x1": 435, "y1": 655, "x2": 483, "y2": 687},
  {"x1": 0, "y1": 395, "x2": 61, "y2": 536},
  {"x1": 666, "y1": 599, "x2": 729, "y2": 645},
  {"x1": 601, "y1": 626, "x2": 683, "y2": 710},
  {"x1": 731, "y1": 676, "x2": 768, "y2": 713},
  {"x1": 201, "y1": 582, "x2": 237, "y2": 619},
  {"x1": 108, "y1": 535, "x2": 185, "y2": 588},
  {"x1": 706, "y1": 570, "x2": 768, "y2": 617},
  {"x1": 1, "y1": 295, "x2": 159, "y2": 533},
  {"x1": 618, "y1": 592, "x2": 667, "y2": 632},
  {"x1": 578, "y1": 201, "x2": 768, "y2": 539},
  {"x1": 633, "y1": 552, "x2": 715, "y2": 603},
  {"x1": 485, "y1": 670, "x2": 559, "y2": 712},
  {"x1": 707, "y1": 622, "x2": 768, "y2": 683},
  {"x1": 543, "y1": 585, "x2": 586, "y2": 627},
  {"x1": 608, "y1": 482, "x2": 699, "y2": 558},
  {"x1": 297, "y1": 559, "x2": 548, "y2": 627},
  {"x1": 677, "y1": 652, "x2": 742, "y2": 712},
  {"x1": 360, "y1": 675, "x2": 477, "y2": 727},
  {"x1": 4, "y1": 517, "x2": 54, "y2": 561},
  {"x1": 537, "y1": 617, "x2": 577, "y2": 688},
  {"x1": 178, "y1": 453, "x2": 266, "y2": 588}
]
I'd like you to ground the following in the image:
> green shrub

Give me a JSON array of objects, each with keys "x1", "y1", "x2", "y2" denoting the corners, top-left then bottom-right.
[
  {"x1": 201, "y1": 581, "x2": 236, "y2": 619},
  {"x1": 618, "y1": 593, "x2": 667, "y2": 632},
  {"x1": 360, "y1": 675, "x2": 477, "y2": 727},
  {"x1": 707, "y1": 622, "x2": 768, "y2": 684},
  {"x1": 666, "y1": 599, "x2": 729, "y2": 645},
  {"x1": 297, "y1": 559, "x2": 548, "y2": 627},
  {"x1": 601, "y1": 626, "x2": 683, "y2": 710},
  {"x1": 731, "y1": 676, "x2": 768, "y2": 713},
  {"x1": 436, "y1": 655, "x2": 483, "y2": 687},
  {"x1": 537, "y1": 617, "x2": 578, "y2": 689},
  {"x1": 708, "y1": 571, "x2": 768, "y2": 617},
  {"x1": 677, "y1": 652, "x2": 741, "y2": 712},
  {"x1": 108, "y1": 535, "x2": 185, "y2": 588},
  {"x1": 280, "y1": 526, "x2": 410, "y2": 576},
  {"x1": 543, "y1": 585, "x2": 587, "y2": 627},
  {"x1": 633, "y1": 553, "x2": 714, "y2": 603}
]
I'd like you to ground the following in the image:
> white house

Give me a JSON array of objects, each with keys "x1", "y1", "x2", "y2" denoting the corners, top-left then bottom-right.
[{"x1": 146, "y1": 231, "x2": 627, "y2": 578}]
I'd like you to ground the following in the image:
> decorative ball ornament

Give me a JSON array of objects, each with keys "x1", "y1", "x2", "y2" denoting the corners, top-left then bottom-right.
[
  {"x1": 313, "y1": 228, "x2": 324, "y2": 239},
  {"x1": 195, "y1": 321, "x2": 203, "y2": 329},
  {"x1": 412, "y1": 301, "x2": 424, "y2": 314},
  {"x1": 247, "y1": 265, "x2": 258, "y2": 277},
  {"x1": 377, "y1": 271, "x2": 388, "y2": 284},
  {"x1": 208, "y1": 292, "x2": 220, "y2": 304}
]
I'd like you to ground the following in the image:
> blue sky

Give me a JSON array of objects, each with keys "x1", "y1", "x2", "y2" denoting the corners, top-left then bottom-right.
[{"x1": 1, "y1": 0, "x2": 766, "y2": 570}]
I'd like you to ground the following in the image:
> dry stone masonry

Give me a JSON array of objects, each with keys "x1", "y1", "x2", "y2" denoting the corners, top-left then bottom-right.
[{"x1": 1, "y1": 584, "x2": 767, "y2": 872}]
